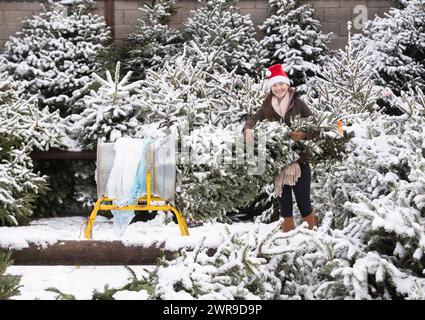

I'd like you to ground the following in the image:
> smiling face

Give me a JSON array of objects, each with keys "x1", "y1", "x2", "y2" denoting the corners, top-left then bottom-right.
[{"x1": 271, "y1": 82, "x2": 289, "y2": 98}]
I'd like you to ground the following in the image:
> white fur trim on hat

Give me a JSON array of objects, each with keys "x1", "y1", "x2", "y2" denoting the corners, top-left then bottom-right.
[{"x1": 268, "y1": 75, "x2": 290, "y2": 88}]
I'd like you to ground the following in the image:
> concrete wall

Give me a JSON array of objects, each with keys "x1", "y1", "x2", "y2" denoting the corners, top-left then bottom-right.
[{"x1": 0, "y1": 0, "x2": 392, "y2": 49}]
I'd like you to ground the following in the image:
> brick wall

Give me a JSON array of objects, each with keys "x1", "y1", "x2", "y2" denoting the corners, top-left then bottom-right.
[
  {"x1": 311, "y1": 0, "x2": 391, "y2": 49},
  {"x1": 0, "y1": 0, "x2": 392, "y2": 49}
]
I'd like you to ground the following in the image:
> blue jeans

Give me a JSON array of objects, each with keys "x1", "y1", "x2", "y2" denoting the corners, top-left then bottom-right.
[{"x1": 277, "y1": 162, "x2": 312, "y2": 218}]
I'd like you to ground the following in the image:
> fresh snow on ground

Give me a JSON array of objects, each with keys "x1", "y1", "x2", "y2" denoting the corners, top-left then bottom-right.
[
  {"x1": 0, "y1": 214, "x2": 273, "y2": 251},
  {"x1": 6, "y1": 265, "x2": 153, "y2": 300}
]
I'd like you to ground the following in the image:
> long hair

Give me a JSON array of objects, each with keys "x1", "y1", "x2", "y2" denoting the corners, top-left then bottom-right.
[{"x1": 261, "y1": 92, "x2": 274, "y2": 120}]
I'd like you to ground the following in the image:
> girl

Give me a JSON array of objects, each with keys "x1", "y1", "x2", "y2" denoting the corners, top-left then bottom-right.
[{"x1": 243, "y1": 64, "x2": 318, "y2": 232}]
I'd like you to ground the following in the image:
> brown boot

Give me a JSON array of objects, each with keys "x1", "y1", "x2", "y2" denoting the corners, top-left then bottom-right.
[
  {"x1": 281, "y1": 217, "x2": 295, "y2": 232},
  {"x1": 302, "y1": 209, "x2": 318, "y2": 230}
]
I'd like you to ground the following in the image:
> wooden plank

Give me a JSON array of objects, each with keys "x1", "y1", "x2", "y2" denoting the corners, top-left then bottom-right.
[
  {"x1": 29, "y1": 151, "x2": 96, "y2": 160},
  {"x1": 2, "y1": 241, "x2": 216, "y2": 265}
]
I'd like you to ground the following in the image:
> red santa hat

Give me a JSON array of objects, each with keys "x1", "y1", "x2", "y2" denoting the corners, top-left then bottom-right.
[{"x1": 266, "y1": 64, "x2": 290, "y2": 88}]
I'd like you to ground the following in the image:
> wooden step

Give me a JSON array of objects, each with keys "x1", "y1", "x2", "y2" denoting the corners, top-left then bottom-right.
[{"x1": 2, "y1": 241, "x2": 216, "y2": 265}]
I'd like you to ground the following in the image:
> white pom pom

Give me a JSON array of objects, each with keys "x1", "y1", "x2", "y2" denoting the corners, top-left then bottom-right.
[{"x1": 265, "y1": 69, "x2": 272, "y2": 77}]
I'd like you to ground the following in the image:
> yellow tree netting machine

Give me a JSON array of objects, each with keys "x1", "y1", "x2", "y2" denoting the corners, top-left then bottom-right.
[{"x1": 84, "y1": 136, "x2": 190, "y2": 239}]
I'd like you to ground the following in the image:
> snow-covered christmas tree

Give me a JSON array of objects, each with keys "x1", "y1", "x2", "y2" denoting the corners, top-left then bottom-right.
[
  {"x1": 0, "y1": 72, "x2": 64, "y2": 225},
  {"x1": 305, "y1": 30, "x2": 425, "y2": 297},
  {"x1": 71, "y1": 62, "x2": 144, "y2": 149},
  {"x1": 0, "y1": 70, "x2": 67, "y2": 152},
  {"x1": 310, "y1": 26, "x2": 382, "y2": 225},
  {"x1": 307, "y1": 23, "x2": 382, "y2": 163},
  {"x1": 182, "y1": 0, "x2": 268, "y2": 77},
  {"x1": 124, "y1": 0, "x2": 184, "y2": 80},
  {"x1": 352, "y1": 0, "x2": 425, "y2": 97},
  {"x1": 1, "y1": 0, "x2": 111, "y2": 116},
  {"x1": 300, "y1": 86, "x2": 425, "y2": 298},
  {"x1": 259, "y1": 0, "x2": 332, "y2": 93}
]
